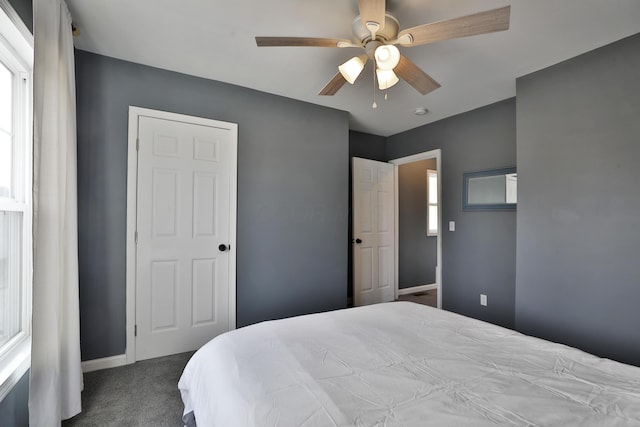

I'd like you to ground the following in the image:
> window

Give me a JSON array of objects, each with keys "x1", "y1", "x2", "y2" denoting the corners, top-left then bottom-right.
[
  {"x1": 0, "y1": 1, "x2": 33, "y2": 401},
  {"x1": 427, "y1": 169, "x2": 438, "y2": 236}
]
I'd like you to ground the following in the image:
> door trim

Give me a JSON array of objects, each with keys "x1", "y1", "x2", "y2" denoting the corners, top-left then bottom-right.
[
  {"x1": 125, "y1": 106, "x2": 238, "y2": 364},
  {"x1": 389, "y1": 149, "x2": 442, "y2": 309}
]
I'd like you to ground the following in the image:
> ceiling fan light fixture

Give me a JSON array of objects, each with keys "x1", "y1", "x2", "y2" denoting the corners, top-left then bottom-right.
[
  {"x1": 374, "y1": 45, "x2": 400, "y2": 70},
  {"x1": 338, "y1": 55, "x2": 367, "y2": 84},
  {"x1": 376, "y1": 69, "x2": 399, "y2": 90}
]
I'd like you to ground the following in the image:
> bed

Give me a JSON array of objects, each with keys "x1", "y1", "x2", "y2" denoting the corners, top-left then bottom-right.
[{"x1": 178, "y1": 302, "x2": 640, "y2": 426}]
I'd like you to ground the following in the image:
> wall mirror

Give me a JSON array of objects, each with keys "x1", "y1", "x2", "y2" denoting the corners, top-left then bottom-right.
[{"x1": 462, "y1": 167, "x2": 517, "y2": 211}]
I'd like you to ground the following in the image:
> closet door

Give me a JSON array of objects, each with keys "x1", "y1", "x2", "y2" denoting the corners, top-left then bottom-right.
[{"x1": 135, "y1": 112, "x2": 236, "y2": 360}]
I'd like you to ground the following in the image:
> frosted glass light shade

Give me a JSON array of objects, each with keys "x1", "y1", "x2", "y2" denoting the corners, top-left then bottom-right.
[
  {"x1": 338, "y1": 56, "x2": 366, "y2": 84},
  {"x1": 374, "y1": 45, "x2": 400, "y2": 71},
  {"x1": 376, "y1": 69, "x2": 399, "y2": 90}
]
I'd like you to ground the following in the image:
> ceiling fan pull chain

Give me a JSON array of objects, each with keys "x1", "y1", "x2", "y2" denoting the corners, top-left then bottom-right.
[
  {"x1": 385, "y1": 92, "x2": 388, "y2": 101},
  {"x1": 372, "y1": 64, "x2": 378, "y2": 109}
]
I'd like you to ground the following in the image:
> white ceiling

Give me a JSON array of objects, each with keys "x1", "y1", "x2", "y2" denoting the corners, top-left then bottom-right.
[{"x1": 66, "y1": 0, "x2": 640, "y2": 137}]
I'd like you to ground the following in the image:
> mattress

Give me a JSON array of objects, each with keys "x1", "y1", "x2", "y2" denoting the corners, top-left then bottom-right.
[{"x1": 178, "y1": 302, "x2": 640, "y2": 426}]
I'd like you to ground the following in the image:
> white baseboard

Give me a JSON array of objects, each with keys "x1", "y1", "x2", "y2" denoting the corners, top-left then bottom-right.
[
  {"x1": 397, "y1": 283, "x2": 437, "y2": 296},
  {"x1": 81, "y1": 354, "x2": 128, "y2": 373}
]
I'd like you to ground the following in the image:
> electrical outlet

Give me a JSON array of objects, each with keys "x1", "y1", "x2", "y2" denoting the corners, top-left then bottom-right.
[
  {"x1": 449, "y1": 221, "x2": 455, "y2": 232},
  {"x1": 480, "y1": 294, "x2": 487, "y2": 306}
]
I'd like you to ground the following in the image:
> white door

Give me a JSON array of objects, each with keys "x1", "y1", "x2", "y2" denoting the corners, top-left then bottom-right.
[
  {"x1": 135, "y1": 114, "x2": 235, "y2": 361},
  {"x1": 353, "y1": 157, "x2": 395, "y2": 306}
]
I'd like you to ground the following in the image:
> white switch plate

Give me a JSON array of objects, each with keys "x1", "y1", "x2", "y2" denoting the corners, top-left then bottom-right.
[
  {"x1": 449, "y1": 221, "x2": 455, "y2": 232},
  {"x1": 480, "y1": 294, "x2": 487, "y2": 306}
]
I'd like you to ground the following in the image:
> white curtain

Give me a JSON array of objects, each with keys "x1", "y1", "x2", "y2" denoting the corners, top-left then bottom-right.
[{"x1": 29, "y1": 0, "x2": 83, "y2": 424}]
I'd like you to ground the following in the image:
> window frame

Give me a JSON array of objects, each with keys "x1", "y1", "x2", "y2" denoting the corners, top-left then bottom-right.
[
  {"x1": 0, "y1": 0, "x2": 33, "y2": 402},
  {"x1": 427, "y1": 169, "x2": 438, "y2": 237}
]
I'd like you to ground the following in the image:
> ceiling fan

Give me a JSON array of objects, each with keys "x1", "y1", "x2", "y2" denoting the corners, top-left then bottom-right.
[{"x1": 256, "y1": 1, "x2": 510, "y2": 97}]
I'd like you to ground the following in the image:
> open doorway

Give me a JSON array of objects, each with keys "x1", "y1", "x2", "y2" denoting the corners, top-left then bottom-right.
[{"x1": 390, "y1": 149, "x2": 442, "y2": 309}]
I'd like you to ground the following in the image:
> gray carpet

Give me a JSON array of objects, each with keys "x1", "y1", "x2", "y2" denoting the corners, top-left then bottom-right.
[{"x1": 63, "y1": 352, "x2": 193, "y2": 427}]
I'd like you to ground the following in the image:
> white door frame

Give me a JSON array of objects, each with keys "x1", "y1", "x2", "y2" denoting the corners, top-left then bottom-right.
[
  {"x1": 389, "y1": 149, "x2": 442, "y2": 309},
  {"x1": 125, "y1": 106, "x2": 238, "y2": 364}
]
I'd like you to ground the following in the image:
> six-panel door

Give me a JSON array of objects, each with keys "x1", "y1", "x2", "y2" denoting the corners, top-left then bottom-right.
[
  {"x1": 352, "y1": 157, "x2": 395, "y2": 306},
  {"x1": 136, "y1": 116, "x2": 232, "y2": 360}
]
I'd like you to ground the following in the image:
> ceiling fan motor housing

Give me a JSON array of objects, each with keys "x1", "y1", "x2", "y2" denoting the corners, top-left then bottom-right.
[{"x1": 352, "y1": 13, "x2": 400, "y2": 45}]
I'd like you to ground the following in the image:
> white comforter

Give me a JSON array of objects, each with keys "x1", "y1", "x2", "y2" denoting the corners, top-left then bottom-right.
[{"x1": 178, "y1": 302, "x2": 640, "y2": 426}]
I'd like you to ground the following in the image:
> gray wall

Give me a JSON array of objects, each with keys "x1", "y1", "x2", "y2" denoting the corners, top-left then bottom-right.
[
  {"x1": 349, "y1": 130, "x2": 386, "y2": 162},
  {"x1": 398, "y1": 159, "x2": 437, "y2": 288},
  {"x1": 515, "y1": 33, "x2": 640, "y2": 366},
  {"x1": 386, "y1": 99, "x2": 517, "y2": 328},
  {"x1": 76, "y1": 50, "x2": 349, "y2": 360},
  {"x1": 0, "y1": 370, "x2": 28, "y2": 426},
  {"x1": 7, "y1": 0, "x2": 31, "y2": 32}
]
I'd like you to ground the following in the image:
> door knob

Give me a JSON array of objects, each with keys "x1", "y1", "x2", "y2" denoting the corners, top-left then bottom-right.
[
  {"x1": 354, "y1": 238, "x2": 362, "y2": 244},
  {"x1": 218, "y1": 244, "x2": 229, "y2": 252}
]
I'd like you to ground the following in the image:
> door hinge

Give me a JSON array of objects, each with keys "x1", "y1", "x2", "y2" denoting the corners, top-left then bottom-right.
[
  {"x1": 134, "y1": 231, "x2": 138, "y2": 244},
  {"x1": 136, "y1": 138, "x2": 139, "y2": 151},
  {"x1": 134, "y1": 325, "x2": 137, "y2": 337}
]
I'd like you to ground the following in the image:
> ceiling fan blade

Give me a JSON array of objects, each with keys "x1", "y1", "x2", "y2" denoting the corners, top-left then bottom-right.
[
  {"x1": 358, "y1": 0, "x2": 386, "y2": 28},
  {"x1": 394, "y1": 55, "x2": 440, "y2": 95},
  {"x1": 255, "y1": 37, "x2": 353, "y2": 48},
  {"x1": 319, "y1": 72, "x2": 348, "y2": 96},
  {"x1": 397, "y1": 6, "x2": 510, "y2": 47}
]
